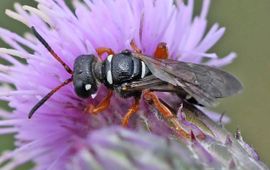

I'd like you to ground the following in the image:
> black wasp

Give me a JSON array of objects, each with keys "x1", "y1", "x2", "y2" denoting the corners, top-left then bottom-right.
[{"x1": 29, "y1": 27, "x2": 242, "y2": 138}]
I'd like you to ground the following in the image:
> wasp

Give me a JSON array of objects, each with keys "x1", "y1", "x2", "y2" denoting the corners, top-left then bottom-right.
[{"x1": 29, "y1": 27, "x2": 243, "y2": 138}]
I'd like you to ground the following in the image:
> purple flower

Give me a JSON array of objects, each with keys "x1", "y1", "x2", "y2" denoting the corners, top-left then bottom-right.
[{"x1": 0, "y1": 0, "x2": 266, "y2": 170}]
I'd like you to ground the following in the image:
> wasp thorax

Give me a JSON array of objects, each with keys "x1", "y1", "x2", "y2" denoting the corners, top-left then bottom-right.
[{"x1": 73, "y1": 55, "x2": 98, "y2": 98}]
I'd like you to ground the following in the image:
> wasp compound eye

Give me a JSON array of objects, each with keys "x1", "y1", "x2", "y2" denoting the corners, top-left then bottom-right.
[{"x1": 73, "y1": 55, "x2": 98, "y2": 98}]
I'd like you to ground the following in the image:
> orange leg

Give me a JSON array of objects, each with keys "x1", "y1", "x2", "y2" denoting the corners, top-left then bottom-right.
[
  {"x1": 130, "y1": 39, "x2": 142, "y2": 53},
  {"x1": 121, "y1": 97, "x2": 140, "y2": 126},
  {"x1": 85, "y1": 90, "x2": 113, "y2": 115},
  {"x1": 154, "y1": 42, "x2": 169, "y2": 59},
  {"x1": 143, "y1": 91, "x2": 191, "y2": 139},
  {"x1": 95, "y1": 48, "x2": 115, "y2": 60}
]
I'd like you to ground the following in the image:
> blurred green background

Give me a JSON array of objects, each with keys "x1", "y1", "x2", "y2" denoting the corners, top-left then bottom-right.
[{"x1": 0, "y1": 0, "x2": 269, "y2": 168}]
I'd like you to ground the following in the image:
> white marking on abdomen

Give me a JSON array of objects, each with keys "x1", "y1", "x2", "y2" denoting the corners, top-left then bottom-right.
[
  {"x1": 107, "y1": 69, "x2": 113, "y2": 84},
  {"x1": 141, "y1": 61, "x2": 146, "y2": 78}
]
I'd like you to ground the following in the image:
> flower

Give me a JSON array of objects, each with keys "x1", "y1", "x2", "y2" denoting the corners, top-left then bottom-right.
[
  {"x1": 0, "y1": 0, "x2": 266, "y2": 170},
  {"x1": 67, "y1": 127, "x2": 204, "y2": 170}
]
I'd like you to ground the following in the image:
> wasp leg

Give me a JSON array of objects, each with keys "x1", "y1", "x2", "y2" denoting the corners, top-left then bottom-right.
[
  {"x1": 130, "y1": 39, "x2": 142, "y2": 53},
  {"x1": 85, "y1": 90, "x2": 113, "y2": 115},
  {"x1": 121, "y1": 97, "x2": 140, "y2": 126},
  {"x1": 181, "y1": 103, "x2": 214, "y2": 139},
  {"x1": 154, "y1": 42, "x2": 169, "y2": 59},
  {"x1": 95, "y1": 48, "x2": 115, "y2": 60},
  {"x1": 143, "y1": 91, "x2": 191, "y2": 139}
]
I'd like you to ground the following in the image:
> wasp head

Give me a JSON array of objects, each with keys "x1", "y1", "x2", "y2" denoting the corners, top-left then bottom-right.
[{"x1": 73, "y1": 55, "x2": 98, "y2": 98}]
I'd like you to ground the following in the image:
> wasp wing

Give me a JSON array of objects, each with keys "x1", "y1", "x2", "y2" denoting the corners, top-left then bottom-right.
[
  {"x1": 121, "y1": 75, "x2": 178, "y2": 92},
  {"x1": 132, "y1": 53, "x2": 243, "y2": 107},
  {"x1": 121, "y1": 74, "x2": 213, "y2": 106}
]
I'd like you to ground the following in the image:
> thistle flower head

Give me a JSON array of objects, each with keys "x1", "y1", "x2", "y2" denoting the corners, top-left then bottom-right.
[{"x1": 0, "y1": 0, "x2": 267, "y2": 169}]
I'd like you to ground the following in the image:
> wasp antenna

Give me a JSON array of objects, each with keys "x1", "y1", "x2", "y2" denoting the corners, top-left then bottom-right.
[
  {"x1": 31, "y1": 26, "x2": 73, "y2": 74},
  {"x1": 28, "y1": 77, "x2": 73, "y2": 119}
]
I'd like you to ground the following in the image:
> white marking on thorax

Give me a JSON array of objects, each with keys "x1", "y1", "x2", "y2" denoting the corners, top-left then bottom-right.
[
  {"x1": 141, "y1": 61, "x2": 146, "y2": 78},
  {"x1": 107, "y1": 69, "x2": 113, "y2": 84},
  {"x1": 107, "y1": 54, "x2": 113, "y2": 62},
  {"x1": 85, "y1": 84, "x2": 92, "y2": 91},
  {"x1": 106, "y1": 54, "x2": 113, "y2": 84}
]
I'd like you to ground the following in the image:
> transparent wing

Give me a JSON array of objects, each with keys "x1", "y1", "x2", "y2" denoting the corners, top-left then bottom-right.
[
  {"x1": 121, "y1": 75, "x2": 178, "y2": 92},
  {"x1": 133, "y1": 53, "x2": 243, "y2": 107}
]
